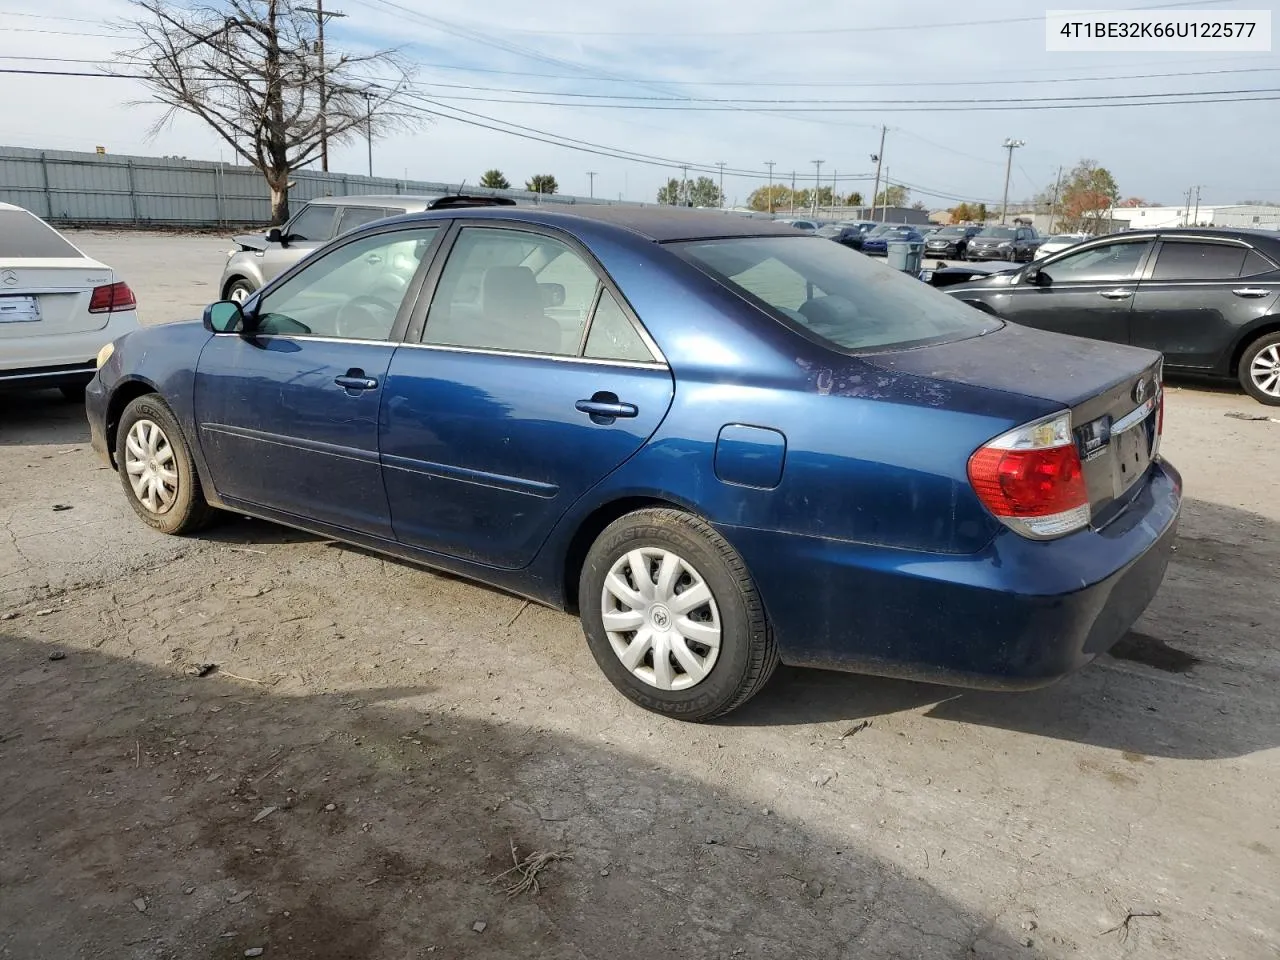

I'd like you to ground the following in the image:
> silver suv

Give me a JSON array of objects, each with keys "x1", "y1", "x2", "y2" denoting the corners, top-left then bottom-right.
[{"x1": 218, "y1": 194, "x2": 514, "y2": 302}]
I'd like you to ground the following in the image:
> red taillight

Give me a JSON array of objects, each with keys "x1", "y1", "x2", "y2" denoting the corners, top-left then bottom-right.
[
  {"x1": 88, "y1": 281, "x2": 136, "y2": 314},
  {"x1": 968, "y1": 412, "x2": 1090, "y2": 540}
]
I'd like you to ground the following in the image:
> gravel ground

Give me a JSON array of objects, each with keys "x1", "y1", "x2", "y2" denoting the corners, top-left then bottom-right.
[{"x1": 0, "y1": 232, "x2": 1276, "y2": 960}]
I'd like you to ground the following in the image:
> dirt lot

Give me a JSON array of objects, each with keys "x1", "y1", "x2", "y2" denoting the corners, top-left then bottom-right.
[{"x1": 0, "y1": 233, "x2": 1277, "y2": 959}]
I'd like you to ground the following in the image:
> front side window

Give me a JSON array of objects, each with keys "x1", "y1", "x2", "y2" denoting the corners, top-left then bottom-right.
[
  {"x1": 254, "y1": 227, "x2": 439, "y2": 340},
  {"x1": 285, "y1": 204, "x2": 337, "y2": 242},
  {"x1": 424, "y1": 227, "x2": 600, "y2": 356},
  {"x1": 1039, "y1": 240, "x2": 1149, "y2": 284},
  {"x1": 679, "y1": 235, "x2": 1000, "y2": 352},
  {"x1": 1151, "y1": 242, "x2": 1248, "y2": 280}
]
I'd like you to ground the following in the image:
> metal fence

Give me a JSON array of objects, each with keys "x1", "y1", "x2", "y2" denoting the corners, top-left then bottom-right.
[{"x1": 0, "y1": 145, "x2": 671, "y2": 227}]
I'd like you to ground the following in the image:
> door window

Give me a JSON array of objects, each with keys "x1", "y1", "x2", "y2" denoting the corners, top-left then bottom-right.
[
  {"x1": 285, "y1": 204, "x2": 338, "y2": 242},
  {"x1": 254, "y1": 227, "x2": 439, "y2": 340},
  {"x1": 336, "y1": 205, "x2": 394, "y2": 235},
  {"x1": 584, "y1": 289, "x2": 655, "y2": 362},
  {"x1": 1151, "y1": 241, "x2": 1248, "y2": 280},
  {"x1": 424, "y1": 227, "x2": 601, "y2": 356},
  {"x1": 1243, "y1": 249, "x2": 1278, "y2": 276},
  {"x1": 1039, "y1": 241, "x2": 1148, "y2": 283}
]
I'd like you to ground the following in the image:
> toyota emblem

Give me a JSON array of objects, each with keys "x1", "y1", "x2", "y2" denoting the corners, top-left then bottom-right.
[
  {"x1": 1133, "y1": 378, "x2": 1149, "y2": 404},
  {"x1": 0, "y1": 270, "x2": 16, "y2": 286}
]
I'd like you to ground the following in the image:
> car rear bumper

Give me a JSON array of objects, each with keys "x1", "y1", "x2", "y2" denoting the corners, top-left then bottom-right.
[
  {"x1": 0, "y1": 360, "x2": 97, "y2": 391},
  {"x1": 720, "y1": 459, "x2": 1181, "y2": 689},
  {"x1": 0, "y1": 310, "x2": 138, "y2": 386}
]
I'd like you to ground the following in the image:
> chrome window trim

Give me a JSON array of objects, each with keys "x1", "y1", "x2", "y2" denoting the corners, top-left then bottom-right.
[{"x1": 398, "y1": 339, "x2": 669, "y2": 371}]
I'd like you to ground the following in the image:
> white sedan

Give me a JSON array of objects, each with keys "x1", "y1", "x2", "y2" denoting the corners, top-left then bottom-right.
[
  {"x1": 0, "y1": 203, "x2": 139, "y2": 400},
  {"x1": 1033, "y1": 233, "x2": 1090, "y2": 260}
]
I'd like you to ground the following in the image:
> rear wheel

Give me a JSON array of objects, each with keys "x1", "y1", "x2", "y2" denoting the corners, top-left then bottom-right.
[
  {"x1": 115, "y1": 394, "x2": 215, "y2": 534},
  {"x1": 579, "y1": 508, "x2": 779, "y2": 721},
  {"x1": 1239, "y1": 332, "x2": 1280, "y2": 406}
]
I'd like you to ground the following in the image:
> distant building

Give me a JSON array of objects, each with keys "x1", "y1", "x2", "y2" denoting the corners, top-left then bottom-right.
[{"x1": 1093, "y1": 204, "x2": 1280, "y2": 231}]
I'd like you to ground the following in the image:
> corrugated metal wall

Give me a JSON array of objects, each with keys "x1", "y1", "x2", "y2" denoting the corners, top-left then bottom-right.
[{"x1": 0, "y1": 145, "x2": 664, "y2": 226}]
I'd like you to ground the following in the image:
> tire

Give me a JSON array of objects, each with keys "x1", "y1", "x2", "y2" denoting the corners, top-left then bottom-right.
[
  {"x1": 1239, "y1": 331, "x2": 1280, "y2": 406},
  {"x1": 224, "y1": 278, "x2": 256, "y2": 304},
  {"x1": 579, "y1": 508, "x2": 779, "y2": 721},
  {"x1": 115, "y1": 394, "x2": 216, "y2": 535},
  {"x1": 59, "y1": 382, "x2": 87, "y2": 403}
]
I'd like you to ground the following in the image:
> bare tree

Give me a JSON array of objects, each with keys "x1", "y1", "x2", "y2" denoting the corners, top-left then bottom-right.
[{"x1": 118, "y1": 0, "x2": 421, "y2": 223}]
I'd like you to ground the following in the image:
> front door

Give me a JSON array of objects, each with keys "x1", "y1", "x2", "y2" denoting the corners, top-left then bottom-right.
[
  {"x1": 256, "y1": 202, "x2": 338, "y2": 286},
  {"x1": 1131, "y1": 239, "x2": 1280, "y2": 370},
  {"x1": 194, "y1": 224, "x2": 443, "y2": 537},
  {"x1": 381, "y1": 224, "x2": 674, "y2": 569},
  {"x1": 997, "y1": 238, "x2": 1153, "y2": 344}
]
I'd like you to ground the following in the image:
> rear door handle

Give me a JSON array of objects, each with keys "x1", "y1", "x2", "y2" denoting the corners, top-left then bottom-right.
[
  {"x1": 335, "y1": 373, "x2": 378, "y2": 391},
  {"x1": 1099, "y1": 289, "x2": 1133, "y2": 300},
  {"x1": 1232, "y1": 287, "x2": 1270, "y2": 298},
  {"x1": 576, "y1": 394, "x2": 638, "y2": 424}
]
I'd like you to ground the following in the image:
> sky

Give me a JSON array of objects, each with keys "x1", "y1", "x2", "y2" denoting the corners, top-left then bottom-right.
[{"x1": 2, "y1": 0, "x2": 1279, "y2": 209}]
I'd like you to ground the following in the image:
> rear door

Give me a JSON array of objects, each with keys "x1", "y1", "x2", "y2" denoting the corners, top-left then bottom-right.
[
  {"x1": 1130, "y1": 238, "x2": 1280, "y2": 370},
  {"x1": 194, "y1": 224, "x2": 444, "y2": 537},
  {"x1": 0, "y1": 208, "x2": 114, "y2": 347},
  {"x1": 380, "y1": 222, "x2": 674, "y2": 569},
  {"x1": 996, "y1": 237, "x2": 1154, "y2": 343}
]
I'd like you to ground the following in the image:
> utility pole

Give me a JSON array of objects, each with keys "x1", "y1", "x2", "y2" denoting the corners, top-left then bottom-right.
[
  {"x1": 1192, "y1": 184, "x2": 1202, "y2": 226},
  {"x1": 811, "y1": 160, "x2": 824, "y2": 218},
  {"x1": 830, "y1": 169, "x2": 837, "y2": 218},
  {"x1": 764, "y1": 161, "x2": 776, "y2": 212},
  {"x1": 298, "y1": 1, "x2": 347, "y2": 173},
  {"x1": 870, "y1": 125, "x2": 886, "y2": 220},
  {"x1": 789, "y1": 171, "x2": 796, "y2": 215},
  {"x1": 586, "y1": 171, "x2": 596, "y2": 198},
  {"x1": 680, "y1": 165, "x2": 688, "y2": 206},
  {"x1": 1047, "y1": 165, "x2": 1062, "y2": 233},
  {"x1": 1000, "y1": 138, "x2": 1025, "y2": 225},
  {"x1": 715, "y1": 161, "x2": 726, "y2": 208},
  {"x1": 1183, "y1": 187, "x2": 1194, "y2": 226}
]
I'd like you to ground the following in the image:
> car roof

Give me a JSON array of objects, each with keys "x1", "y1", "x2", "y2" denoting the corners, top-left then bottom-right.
[
  {"x1": 306, "y1": 194, "x2": 451, "y2": 209},
  {"x1": 393, "y1": 204, "x2": 803, "y2": 242}
]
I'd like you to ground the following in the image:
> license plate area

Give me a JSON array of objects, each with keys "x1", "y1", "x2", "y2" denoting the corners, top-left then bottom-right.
[
  {"x1": 0, "y1": 296, "x2": 41, "y2": 323},
  {"x1": 1112, "y1": 419, "x2": 1152, "y2": 494}
]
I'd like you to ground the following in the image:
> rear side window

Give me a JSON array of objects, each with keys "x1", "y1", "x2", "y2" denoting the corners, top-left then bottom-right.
[
  {"x1": 585, "y1": 289, "x2": 654, "y2": 362},
  {"x1": 0, "y1": 209, "x2": 80, "y2": 258},
  {"x1": 286, "y1": 204, "x2": 337, "y2": 242},
  {"x1": 1243, "y1": 249, "x2": 1277, "y2": 276},
  {"x1": 678, "y1": 235, "x2": 1000, "y2": 352},
  {"x1": 1151, "y1": 242, "x2": 1247, "y2": 280}
]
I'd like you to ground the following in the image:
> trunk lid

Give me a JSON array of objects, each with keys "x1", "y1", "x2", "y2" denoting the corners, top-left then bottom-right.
[
  {"x1": 865, "y1": 322, "x2": 1162, "y2": 524},
  {"x1": 0, "y1": 259, "x2": 117, "y2": 337}
]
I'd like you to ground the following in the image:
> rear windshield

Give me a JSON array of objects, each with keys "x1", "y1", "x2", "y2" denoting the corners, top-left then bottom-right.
[
  {"x1": 677, "y1": 235, "x2": 1000, "y2": 352},
  {"x1": 977, "y1": 227, "x2": 1017, "y2": 239},
  {"x1": 0, "y1": 210, "x2": 80, "y2": 258}
]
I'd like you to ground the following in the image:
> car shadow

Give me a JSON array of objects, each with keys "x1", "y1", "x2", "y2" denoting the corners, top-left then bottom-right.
[
  {"x1": 0, "y1": 389, "x2": 91, "y2": 446},
  {"x1": 0, "y1": 633, "x2": 1041, "y2": 959},
  {"x1": 730, "y1": 496, "x2": 1279, "y2": 762}
]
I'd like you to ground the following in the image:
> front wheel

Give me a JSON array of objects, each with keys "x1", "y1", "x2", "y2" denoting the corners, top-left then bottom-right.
[
  {"x1": 579, "y1": 508, "x2": 779, "y2": 721},
  {"x1": 225, "y1": 278, "x2": 256, "y2": 304},
  {"x1": 115, "y1": 394, "x2": 216, "y2": 534},
  {"x1": 1239, "y1": 331, "x2": 1280, "y2": 406}
]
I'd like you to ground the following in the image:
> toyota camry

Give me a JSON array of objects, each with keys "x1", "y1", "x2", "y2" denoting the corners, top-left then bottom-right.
[{"x1": 86, "y1": 204, "x2": 1180, "y2": 720}]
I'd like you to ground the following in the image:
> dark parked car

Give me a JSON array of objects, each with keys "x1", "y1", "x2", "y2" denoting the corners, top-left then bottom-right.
[
  {"x1": 817, "y1": 221, "x2": 875, "y2": 249},
  {"x1": 967, "y1": 225, "x2": 1041, "y2": 262},
  {"x1": 941, "y1": 228, "x2": 1280, "y2": 404},
  {"x1": 861, "y1": 224, "x2": 927, "y2": 256},
  {"x1": 86, "y1": 205, "x2": 1180, "y2": 720},
  {"x1": 925, "y1": 225, "x2": 984, "y2": 259}
]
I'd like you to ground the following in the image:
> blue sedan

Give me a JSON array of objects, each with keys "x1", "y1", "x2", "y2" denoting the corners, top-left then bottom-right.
[
  {"x1": 86, "y1": 205, "x2": 1180, "y2": 720},
  {"x1": 860, "y1": 224, "x2": 927, "y2": 256}
]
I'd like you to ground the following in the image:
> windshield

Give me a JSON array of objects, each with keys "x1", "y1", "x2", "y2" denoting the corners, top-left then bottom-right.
[
  {"x1": 935, "y1": 227, "x2": 967, "y2": 236},
  {"x1": 1048, "y1": 235, "x2": 1081, "y2": 243},
  {"x1": 676, "y1": 235, "x2": 1000, "y2": 352},
  {"x1": 977, "y1": 227, "x2": 1017, "y2": 239},
  {"x1": 0, "y1": 210, "x2": 81, "y2": 258},
  {"x1": 817, "y1": 225, "x2": 842, "y2": 237}
]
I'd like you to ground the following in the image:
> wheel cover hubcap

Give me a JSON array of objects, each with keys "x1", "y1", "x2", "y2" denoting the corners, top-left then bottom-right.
[
  {"x1": 124, "y1": 419, "x2": 179, "y2": 515},
  {"x1": 1251, "y1": 345, "x2": 1280, "y2": 398},
  {"x1": 600, "y1": 547, "x2": 722, "y2": 691},
  {"x1": 229, "y1": 286, "x2": 248, "y2": 303}
]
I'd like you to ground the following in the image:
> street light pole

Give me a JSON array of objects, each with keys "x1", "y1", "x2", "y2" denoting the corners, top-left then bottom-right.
[
  {"x1": 1000, "y1": 137, "x2": 1025, "y2": 225},
  {"x1": 298, "y1": 1, "x2": 347, "y2": 173},
  {"x1": 586, "y1": 171, "x2": 596, "y2": 198},
  {"x1": 870, "y1": 125, "x2": 886, "y2": 220},
  {"x1": 811, "y1": 160, "x2": 824, "y2": 218}
]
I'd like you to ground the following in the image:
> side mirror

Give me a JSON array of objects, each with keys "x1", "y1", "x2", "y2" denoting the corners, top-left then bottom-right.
[
  {"x1": 1023, "y1": 265, "x2": 1045, "y2": 285},
  {"x1": 204, "y1": 300, "x2": 246, "y2": 333},
  {"x1": 267, "y1": 227, "x2": 288, "y2": 247}
]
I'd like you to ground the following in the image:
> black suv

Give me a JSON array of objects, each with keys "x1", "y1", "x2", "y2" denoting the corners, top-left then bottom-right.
[
  {"x1": 966, "y1": 225, "x2": 1041, "y2": 262},
  {"x1": 924, "y1": 225, "x2": 982, "y2": 259},
  {"x1": 941, "y1": 228, "x2": 1280, "y2": 404}
]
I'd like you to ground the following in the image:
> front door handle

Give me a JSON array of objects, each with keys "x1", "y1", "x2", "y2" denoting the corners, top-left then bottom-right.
[
  {"x1": 1233, "y1": 287, "x2": 1270, "y2": 298},
  {"x1": 335, "y1": 370, "x2": 378, "y2": 391},
  {"x1": 576, "y1": 392, "x2": 638, "y2": 424},
  {"x1": 1099, "y1": 289, "x2": 1133, "y2": 300}
]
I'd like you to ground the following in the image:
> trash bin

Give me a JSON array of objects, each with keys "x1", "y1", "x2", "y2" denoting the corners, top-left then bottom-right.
[{"x1": 886, "y1": 240, "x2": 924, "y2": 274}]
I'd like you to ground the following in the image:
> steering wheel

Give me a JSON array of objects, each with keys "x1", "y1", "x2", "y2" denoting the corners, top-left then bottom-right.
[{"x1": 334, "y1": 294, "x2": 398, "y2": 339}]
